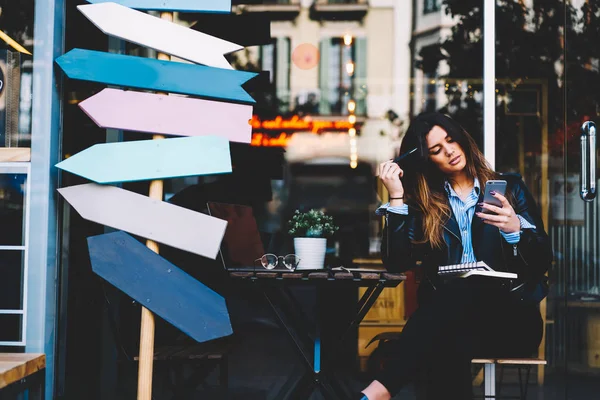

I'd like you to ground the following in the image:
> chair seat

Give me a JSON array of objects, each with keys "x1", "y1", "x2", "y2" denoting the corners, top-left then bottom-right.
[{"x1": 472, "y1": 358, "x2": 546, "y2": 365}]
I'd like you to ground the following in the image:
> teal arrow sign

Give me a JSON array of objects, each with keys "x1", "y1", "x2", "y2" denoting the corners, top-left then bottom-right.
[
  {"x1": 55, "y1": 48, "x2": 257, "y2": 103},
  {"x1": 86, "y1": 0, "x2": 231, "y2": 13},
  {"x1": 88, "y1": 231, "x2": 233, "y2": 343},
  {"x1": 56, "y1": 136, "x2": 232, "y2": 184}
]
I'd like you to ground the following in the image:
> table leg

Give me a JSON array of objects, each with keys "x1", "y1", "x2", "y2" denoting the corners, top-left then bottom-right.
[
  {"x1": 263, "y1": 289, "x2": 313, "y2": 370},
  {"x1": 287, "y1": 373, "x2": 315, "y2": 400},
  {"x1": 484, "y1": 363, "x2": 496, "y2": 399},
  {"x1": 270, "y1": 365, "x2": 310, "y2": 400},
  {"x1": 258, "y1": 281, "x2": 400, "y2": 400},
  {"x1": 340, "y1": 282, "x2": 385, "y2": 343},
  {"x1": 0, "y1": 369, "x2": 45, "y2": 400},
  {"x1": 317, "y1": 374, "x2": 345, "y2": 400},
  {"x1": 314, "y1": 329, "x2": 321, "y2": 374},
  {"x1": 355, "y1": 286, "x2": 377, "y2": 316}
]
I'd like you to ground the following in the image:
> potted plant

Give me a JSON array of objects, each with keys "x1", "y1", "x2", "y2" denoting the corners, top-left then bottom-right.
[{"x1": 288, "y1": 209, "x2": 339, "y2": 270}]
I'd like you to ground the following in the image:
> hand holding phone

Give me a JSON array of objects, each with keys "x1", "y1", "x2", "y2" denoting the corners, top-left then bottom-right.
[{"x1": 481, "y1": 180, "x2": 507, "y2": 213}]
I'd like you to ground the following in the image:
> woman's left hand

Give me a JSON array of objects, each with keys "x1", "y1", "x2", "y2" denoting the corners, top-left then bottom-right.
[{"x1": 476, "y1": 192, "x2": 521, "y2": 233}]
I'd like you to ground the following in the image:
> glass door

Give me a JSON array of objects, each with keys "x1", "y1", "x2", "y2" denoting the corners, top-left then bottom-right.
[
  {"x1": 494, "y1": 1, "x2": 600, "y2": 398},
  {"x1": 561, "y1": 0, "x2": 600, "y2": 397}
]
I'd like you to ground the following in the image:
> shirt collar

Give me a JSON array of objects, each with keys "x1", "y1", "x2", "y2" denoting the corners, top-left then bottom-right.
[{"x1": 444, "y1": 177, "x2": 481, "y2": 198}]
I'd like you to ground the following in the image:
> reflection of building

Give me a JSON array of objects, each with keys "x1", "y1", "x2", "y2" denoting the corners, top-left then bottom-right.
[
  {"x1": 410, "y1": 0, "x2": 454, "y2": 114},
  {"x1": 236, "y1": 0, "x2": 412, "y2": 167}
]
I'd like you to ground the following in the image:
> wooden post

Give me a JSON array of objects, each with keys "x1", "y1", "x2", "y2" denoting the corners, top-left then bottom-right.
[
  {"x1": 537, "y1": 80, "x2": 549, "y2": 386},
  {"x1": 137, "y1": 11, "x2": 172, "y2": 400}
]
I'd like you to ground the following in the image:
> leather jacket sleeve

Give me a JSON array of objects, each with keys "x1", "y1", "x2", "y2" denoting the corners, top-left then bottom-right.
[
  {"x1": 506, "y1": 176, "x2": 553, "y2": 283},
  {"x1": 381, "y1": 208, "x2": 427, "y2": 273}
]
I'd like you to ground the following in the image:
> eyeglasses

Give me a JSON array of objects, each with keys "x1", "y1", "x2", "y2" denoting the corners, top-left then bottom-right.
[{"x1": 254, "y1": 254, "x2": 301, "y2": 271}]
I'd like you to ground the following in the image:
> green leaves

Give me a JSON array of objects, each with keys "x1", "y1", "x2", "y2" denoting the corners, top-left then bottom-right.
[{"x1": 287, "y1": 209, "x2": 339, "y2": 238}]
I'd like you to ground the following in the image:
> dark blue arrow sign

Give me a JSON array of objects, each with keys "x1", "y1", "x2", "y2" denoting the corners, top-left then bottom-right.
[
  {"x1": 88, "y1": 231, "x2": 233, "y2": 343},
  {"x1": 87, "y1": 0, "x2": 231, "y2": 13},
  {"x1": 56, "y1": 48, "x2": 257, "y2": 104}
]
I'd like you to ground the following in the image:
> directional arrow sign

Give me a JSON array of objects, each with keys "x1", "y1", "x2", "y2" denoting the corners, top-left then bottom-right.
[
  {"x1": 79, "y1": 3, "x2": 241, "y2": 70},
  {"x1": 58, "y1": 183, "x2": 227, "y2": 258},
  {"x1": 56, "y1": 136, "x2": 232, "y2": 184},
  {"x1": 88, "y1": 231, "x2": 232, "y2": 343},
  {"x1": 79, "y1": 89, "x2": 252, "y2": 143},
  {"x1": 55, "y1": 49, "x2": 257, "y2": 103},
  {"x1": 86, "y1": 0, "x2": 231, "y2": 13}
]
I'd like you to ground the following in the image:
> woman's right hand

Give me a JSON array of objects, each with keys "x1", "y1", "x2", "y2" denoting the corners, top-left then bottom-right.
[{"x1": 377, "y1": 160, "x2": 404, "y2": 198}]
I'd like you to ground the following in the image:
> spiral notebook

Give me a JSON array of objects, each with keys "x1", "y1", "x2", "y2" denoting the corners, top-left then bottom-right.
[{"x1": 438, "y1": 261, "x2": 517, "y2": 280}]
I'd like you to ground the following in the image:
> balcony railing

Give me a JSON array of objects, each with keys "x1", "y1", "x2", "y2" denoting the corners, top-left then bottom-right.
[
  {"x1": 312, "y1": 0, "x2": 369, "y2": 21},
  {"x1": 232, "y1": 0, "x2": 301, "y2": 20},
  {"x1": 253, "y1": 86, "x2": 368, "y2": 119}
]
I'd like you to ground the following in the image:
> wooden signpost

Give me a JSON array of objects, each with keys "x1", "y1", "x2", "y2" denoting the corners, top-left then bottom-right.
[
  {"x1": 55, "y1": 48, "x2": 258, "y2": 103},
  {"x1": 55, "y1": 135, "x2": 232, "y2": 183},
  {"x1": 79, "y1": 89, "x2": 253, "y2": 143},
  {"x1": 86, "y1": 0, "x2": 232, "y2": 13},
  {"x1": 88, "y1": 231, "x2": 233, "y2": 343},
  {"x1": 79, "y1": 3, "x2": 242, "y2": 69},
  {"x1": 57, "y1": 183, "x2": 227, "y2": 259},
  {"x1": 55, "y1": 2, "x2": 259, "y2": 398}
]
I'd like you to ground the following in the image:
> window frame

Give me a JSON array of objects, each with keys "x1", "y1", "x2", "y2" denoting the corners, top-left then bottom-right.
[{"x1": 0, "y1": 162, "x2": 31, "y2": 347}]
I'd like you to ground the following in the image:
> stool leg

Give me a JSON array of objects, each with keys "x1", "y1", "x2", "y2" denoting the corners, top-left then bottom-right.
[
  {"x1": 484, "y1": 364, "x2": 496, "y2": 399},
  {"x1": 517, "y1": 366, "x2": 532, "y2": 400},
  {"x1": 29, "y1": 369, "x2": 45, "y2": 400},
  {"x1": 220, "y1": 355, "x2": 228, "y2": 391},
  {"x1": 497, "y1": 365, "x2": 504, "y2": 397}
]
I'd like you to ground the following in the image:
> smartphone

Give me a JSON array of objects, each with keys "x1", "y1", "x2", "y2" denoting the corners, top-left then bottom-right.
[{"x1": 481, "y1": 180, "x2": 507, "y2": 213}]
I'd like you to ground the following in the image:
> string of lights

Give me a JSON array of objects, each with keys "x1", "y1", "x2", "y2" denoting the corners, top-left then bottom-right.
[{"x1": 344, "y1": 33, "x2": 357, "y2": 169}]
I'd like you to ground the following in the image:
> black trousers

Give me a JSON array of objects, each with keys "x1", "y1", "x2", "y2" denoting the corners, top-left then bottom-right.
[{"x1": 374, "y1": 279, "x2": 543, "y2": 399}]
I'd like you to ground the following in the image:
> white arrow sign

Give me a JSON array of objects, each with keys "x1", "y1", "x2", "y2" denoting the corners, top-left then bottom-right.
[
  {"x1": 58, "y1": 183, "x2": 227, "y2": 258},
  {"x1": 78, "y1": 2, "x2": 242, "y2": 69}
]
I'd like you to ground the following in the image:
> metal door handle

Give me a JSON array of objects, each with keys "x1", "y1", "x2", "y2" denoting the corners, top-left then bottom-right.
[{"x1": 580, "y1": 121, "x2": 597, "y2": 201}]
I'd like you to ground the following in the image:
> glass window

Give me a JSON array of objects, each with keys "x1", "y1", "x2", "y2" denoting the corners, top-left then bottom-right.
[
  {"x1": 0, "y1": 1, "x2": 34, "y2": 148},
  {"x1": 0, "y1": 170, "x2": 27, "y2": 245},
  {"x1": 0, "y1": 164, "x2": 28, "y2": 347},
  {"x1": 0, "y1": 250, "x2": 25, "y2": 310},
  {"x1": 0, "y1": 314, "x2": 22, "y2": 343},
  {"x1": 319, "y1": 36, "x2": 367, "y2": 116},
  {"x1": 260, "y1": 37, "x2": 291, "y2": 114},
  {"x1": 423, "y1": 0, "x2": 440, "y2": 14}
]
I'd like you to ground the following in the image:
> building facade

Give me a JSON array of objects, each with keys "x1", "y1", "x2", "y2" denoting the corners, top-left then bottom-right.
[{"x1": 1, "y1": 1, "x2": 600, "y2": 399}]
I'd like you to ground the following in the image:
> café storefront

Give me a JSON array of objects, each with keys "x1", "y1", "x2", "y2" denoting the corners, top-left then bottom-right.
[{"x1": 2, "y1": 1, "x2": 600, "y2": 399}]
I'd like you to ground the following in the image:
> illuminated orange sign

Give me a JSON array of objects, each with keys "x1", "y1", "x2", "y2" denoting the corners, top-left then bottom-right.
[
  {"x1": 251, "y1": 133, "x2": 293, "y2": 147},
  {"x1": 251, "y1": 115, "x2": 353, "y2": 133}
]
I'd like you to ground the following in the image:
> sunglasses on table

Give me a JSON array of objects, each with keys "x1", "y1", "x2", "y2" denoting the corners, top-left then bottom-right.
[{"x1": 254, "y1": 254, "x2": 301, "y2": 271}]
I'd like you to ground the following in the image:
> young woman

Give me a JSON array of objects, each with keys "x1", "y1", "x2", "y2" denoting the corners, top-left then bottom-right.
[{"x1": 358, "y1": 112, "x2": 552, "y2": 400}]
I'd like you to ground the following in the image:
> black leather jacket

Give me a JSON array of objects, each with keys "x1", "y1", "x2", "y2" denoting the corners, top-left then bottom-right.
[{"x1": 382, "y1": 174, "x2": 552, "y2": 303}]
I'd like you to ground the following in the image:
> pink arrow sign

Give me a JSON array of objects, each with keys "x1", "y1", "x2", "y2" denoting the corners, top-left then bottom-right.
[{"x1": 79, "y1": 88, "x2": 253, "y2": 143}]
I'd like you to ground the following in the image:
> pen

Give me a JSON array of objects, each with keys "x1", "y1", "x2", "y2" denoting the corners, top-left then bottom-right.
[{"x1": 393, "y1": 147, "x2": 418, "y2": 165}]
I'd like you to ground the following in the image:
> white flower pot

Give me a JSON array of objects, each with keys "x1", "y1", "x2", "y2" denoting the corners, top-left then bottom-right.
[{"x1": 293, "y1": 237, "x2": 327, "y2": 270}]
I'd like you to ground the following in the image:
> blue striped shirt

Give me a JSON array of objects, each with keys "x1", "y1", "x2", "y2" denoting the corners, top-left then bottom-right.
[{"x1": 376, "y1": 178, "x2": 536, "y2": 262}]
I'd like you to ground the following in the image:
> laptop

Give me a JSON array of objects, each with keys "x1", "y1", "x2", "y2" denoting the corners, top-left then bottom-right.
[{"x1": 206, "y1": 202, "x2": 266, "y2": 271}]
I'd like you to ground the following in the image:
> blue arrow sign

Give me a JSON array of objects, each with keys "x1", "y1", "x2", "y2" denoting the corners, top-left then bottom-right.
[
  {"x1": 86, "y1": 0, "x2": 231, "y2": 13},
  {"x1": 55, "y1": 49, "x2": 257, "y2": 103},
  {"x1": 88, "y1": 231, "x2": 233, "y2": 343},
  {"x1": 56, "y1": 136, "x2": 232, "y2": 184}
]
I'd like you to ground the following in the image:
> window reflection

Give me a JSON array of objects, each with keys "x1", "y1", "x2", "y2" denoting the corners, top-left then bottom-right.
[
  {"x1": 0, "y1": 172, "x2": 26, "y2": 245},
  {"x1": 0, "y1": 250, "x2": 24, "y2": 310},
  {"x1": 0, "y1": 0, "x2": 34, "y2": 147},
  {"x1": 0, "y1": 314, "x2": 22, "y2": 342}
]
